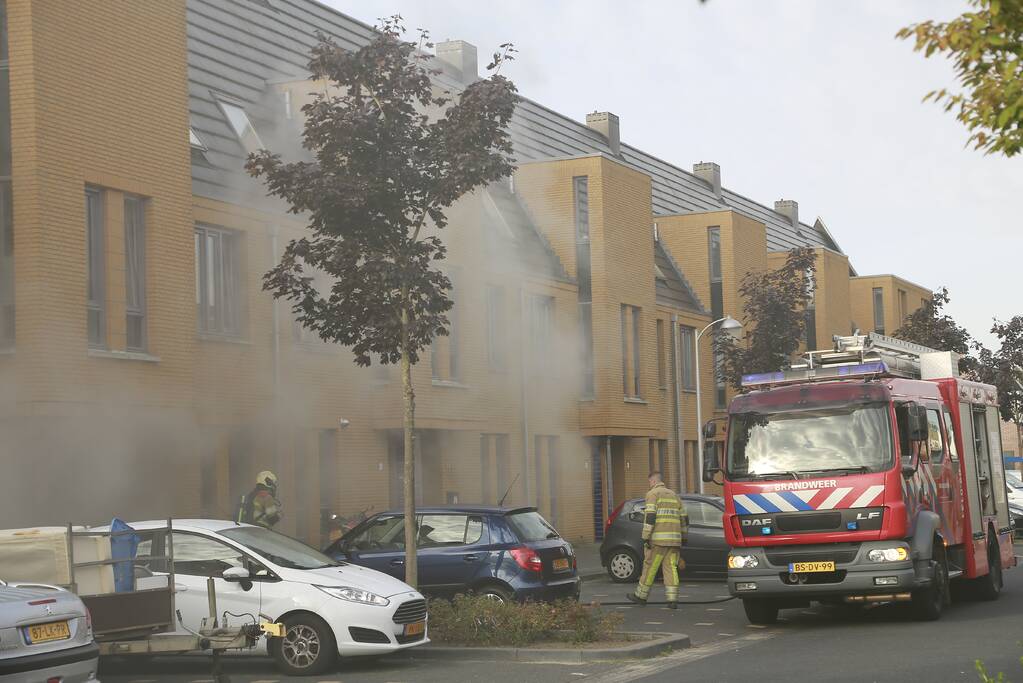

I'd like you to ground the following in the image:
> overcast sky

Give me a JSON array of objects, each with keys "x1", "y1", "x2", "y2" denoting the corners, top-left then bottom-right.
[{"x1": 329, "y1": 0, "x2": 1021, "y2": 349}]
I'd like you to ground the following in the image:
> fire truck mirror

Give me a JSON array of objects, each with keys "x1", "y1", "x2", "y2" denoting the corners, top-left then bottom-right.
[
  {"x1": 702, "y1": 441, "x2": 721, "y2": 483},
  {"x1": 702, "y1": 421, "x2": 717, "y2": 439},
  {"x1": 907, "y1": 403, "x2": 928, "y2": 443}
]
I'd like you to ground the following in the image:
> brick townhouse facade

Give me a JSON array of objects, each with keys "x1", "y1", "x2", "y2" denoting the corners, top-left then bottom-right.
[{"x1": 0, "y1": 0, "x2": 931, "y2": 543}]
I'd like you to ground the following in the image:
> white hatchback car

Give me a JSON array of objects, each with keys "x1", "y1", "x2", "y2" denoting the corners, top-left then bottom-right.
[{"x1": 129, "y1": 520, "x2": 427, "y2": 676}]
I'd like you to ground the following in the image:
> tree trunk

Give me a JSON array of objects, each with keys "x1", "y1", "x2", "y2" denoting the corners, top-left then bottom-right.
[{"x1": 400, "y1": 304, "x2": 417, "y2": 588}]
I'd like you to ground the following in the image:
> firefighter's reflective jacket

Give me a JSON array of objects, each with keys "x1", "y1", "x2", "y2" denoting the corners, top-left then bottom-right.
[{"x1": 642, "y1": 482, "x2": 687, "y2": 547}]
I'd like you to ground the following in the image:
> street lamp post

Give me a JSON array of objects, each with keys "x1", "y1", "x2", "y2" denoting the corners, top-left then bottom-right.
[{"x1": 694, "y1": 315, "x2": 743, "y2": 494}]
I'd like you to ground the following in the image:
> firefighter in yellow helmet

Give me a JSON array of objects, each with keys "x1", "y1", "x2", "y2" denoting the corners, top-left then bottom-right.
[
  {"x1": 626, "y1": 471, "x2": 687, "y2": 609},
  {"x1": 238, "y1": 470, "x2": 283, "y2": 529}
]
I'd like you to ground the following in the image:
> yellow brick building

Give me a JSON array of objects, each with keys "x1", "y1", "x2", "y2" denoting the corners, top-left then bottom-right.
[{"x1": 0, "y1": 0, "x2": 931, "y2": 543}]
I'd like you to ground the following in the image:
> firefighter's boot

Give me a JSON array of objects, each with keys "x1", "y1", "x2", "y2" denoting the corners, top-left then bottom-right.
[
  {"x1": 667, "y1": 601, "x2": 678, "y2": 610},
  {"x1": 626, "y1": 593, "x2": 647, "y2": 606}
]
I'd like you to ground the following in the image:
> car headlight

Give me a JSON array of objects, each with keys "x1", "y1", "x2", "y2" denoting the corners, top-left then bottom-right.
[
  {"x1": 315, "y1": 585, "x2": 390, "y2": 606},
  {"x1": 866, "y1": 547, "x2": 909, "y2": 563},
  {"x1": 728, "y1": 554, "x2": 759, "y2": 569}
]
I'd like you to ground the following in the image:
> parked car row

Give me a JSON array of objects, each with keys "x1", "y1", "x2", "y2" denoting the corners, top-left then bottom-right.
[{"x1": 325, "y1": 505, "x2": 580, "y2": 603}]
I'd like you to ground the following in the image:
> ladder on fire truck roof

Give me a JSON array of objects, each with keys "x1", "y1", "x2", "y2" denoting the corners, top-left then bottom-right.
[
  {"x1": 799, "y1": 332, "x2": 944, "y2": 379},
  {"x1": 741, "y1": 332, "x2": 961, "y2": 389}
]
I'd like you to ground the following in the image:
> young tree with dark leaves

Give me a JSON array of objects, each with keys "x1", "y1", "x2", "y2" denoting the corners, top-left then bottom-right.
[
  {"x1": 977, "y1": 317, "x2": 1023, "y2": 457},
  {"x1": 717, "y1": 247, "x2": 817, "y2": 389},
  {"x1": 892, "y1": 287, "x2": 978, "y2": 376},
  {"x1": 247, "y1": 19, "x2": 517, "y2": 587}
]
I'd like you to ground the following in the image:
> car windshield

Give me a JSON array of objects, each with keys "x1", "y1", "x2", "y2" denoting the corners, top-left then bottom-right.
[
  {"x1": 727, "y1": 402, "x2": 892, "y2": 479},
  {"x1": 506, "y1": 511, "x2": 559, "y2": 542},
  {"x1": 221, "y1": 526, "x2": 341, "y2": 570}
]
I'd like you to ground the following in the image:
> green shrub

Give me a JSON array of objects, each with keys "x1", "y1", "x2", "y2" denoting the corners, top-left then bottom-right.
[{"x1": 428, "y1": 595, "x2": 623, "y2": 647}]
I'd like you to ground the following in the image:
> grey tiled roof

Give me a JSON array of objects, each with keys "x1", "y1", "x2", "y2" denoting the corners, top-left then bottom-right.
[
  {"x1": 654, "y1": 241, "x2": 707, "y2": 315},
  {"x1": 186, "y1": 0, "x2": 842, "y2": 257}
]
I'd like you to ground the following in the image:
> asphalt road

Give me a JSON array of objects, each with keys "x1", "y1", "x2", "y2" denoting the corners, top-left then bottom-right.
[{"x1": 99, "y1": 559, "x2": 1023, "y2": 683}]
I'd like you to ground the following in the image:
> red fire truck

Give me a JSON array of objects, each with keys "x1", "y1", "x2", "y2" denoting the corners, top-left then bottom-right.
[{"x1": 703, "y1": 333, "x2": 1015, "y2": 624}]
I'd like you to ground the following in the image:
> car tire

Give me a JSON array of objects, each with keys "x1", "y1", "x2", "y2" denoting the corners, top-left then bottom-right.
[
  {"x1": 742, "y1": 599, "x2": 779, "y2": 625},
  {"x1": 268, "y1": 613, "x2": 338, "y2": 676},
  {"x1": 477, "y1": 584, "x2": 515, "y2": 603},
  {"x1": 606, "y1": 548, "x2": 641, "y2": 583},
  {"x1": 975, "y1": 535, "x2": 1003, "y2": 601}
]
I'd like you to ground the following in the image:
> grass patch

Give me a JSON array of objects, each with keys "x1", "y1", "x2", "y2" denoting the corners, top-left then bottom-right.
[{"x1": 428, "y1": 595, "x2": 623, "y2": 647}]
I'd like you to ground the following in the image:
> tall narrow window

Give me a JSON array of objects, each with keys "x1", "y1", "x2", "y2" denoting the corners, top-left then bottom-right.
[
  {"x1": 708, "y1": 227, "x2": 725, "y2": 407},
  {"x1": 680, "y1": 325, "x2": 696, "y2": 391},
  {"x1": 448, "y1": 273, "x2": 459, "y2": 380},
  {"x1": 85, "y1": 188, "x2": 105, "y2": 348},
  {"x1": 195, "y1": 224, "x2": 242, "y2": 337},
  {"x1": 621, "y1": 304, "x2": 641, "y2": 398},
  {"x1": 486, "y1": 285, "x2": 505, "y2": 370},
  {"x1": 574, "y1": 176, "x2": 594, "y2": 397},
  {"x1": 124, "y1": 196, "x2": 146, "y2": 351},
  {"x1": 656, "y1": 319, "x2": 666, "y2": 389},
  {"x1": 872, "y1": 287, "x2": 885, "y2": 335},
  {"x1": 898, "y1": 289, "x2": 907, "y2": 324},
  {"x1": 0, "y1": 2, "x2": 12, "y2": 348},
  {"x1": 529, "y1": 294, "x2": 554, "y2": 375},
  {"x1": 649, "y1": 439, "x2": 667, "y2": 475}
]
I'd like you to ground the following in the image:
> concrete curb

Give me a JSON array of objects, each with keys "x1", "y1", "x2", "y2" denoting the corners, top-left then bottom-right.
[
  {"x1": 399, "y1": 632, "x2": 691, "y2": 663},
  {"x1": 579, "y1": 569, "x2": 606, "y2": 582}
]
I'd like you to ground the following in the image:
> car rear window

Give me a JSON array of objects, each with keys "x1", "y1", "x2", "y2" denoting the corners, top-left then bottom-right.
[{"x1": 506, "y1": 511, "x2": 558, "y2": 542}]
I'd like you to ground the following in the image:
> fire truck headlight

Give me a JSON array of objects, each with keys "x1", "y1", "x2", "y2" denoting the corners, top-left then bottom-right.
[
  {"x1": 728, "y1": 554, "x2": 759, "y2": 569},
  {"x1": 867, "y1": 547, "x2": 909, "y2": 563}
]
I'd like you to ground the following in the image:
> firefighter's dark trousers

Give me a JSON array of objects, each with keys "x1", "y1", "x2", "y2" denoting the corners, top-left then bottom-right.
[{"x1": 634, "y1": 545, "x2": 682, "y2": 602}]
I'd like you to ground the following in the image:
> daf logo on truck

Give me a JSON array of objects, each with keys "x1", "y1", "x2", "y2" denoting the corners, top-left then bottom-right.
[{"x1": 714, "y1": 332, "x2": 1015, "y2": 626}]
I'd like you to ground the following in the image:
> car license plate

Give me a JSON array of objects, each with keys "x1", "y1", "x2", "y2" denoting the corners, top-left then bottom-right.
[
  {"x1": 404, "y1": 621, "x2": 426, "y2": 637},
  {"x1": 788, "y1": 561, "x2": 835, "y2": 573},
  {"x1": 553, "y1": 557, "x2": 570, "y2": 571},
  {"x1": 26, "y1": 620, "x2": 70, "y2": 644}
]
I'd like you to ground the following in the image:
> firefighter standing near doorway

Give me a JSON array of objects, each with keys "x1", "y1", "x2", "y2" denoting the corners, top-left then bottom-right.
[
  {"x1": 627, "y1": 471, "x2": 687, "y2": 609},
  {"x1": 237, "y1": 470, "x2": 283, "y2": 529}
]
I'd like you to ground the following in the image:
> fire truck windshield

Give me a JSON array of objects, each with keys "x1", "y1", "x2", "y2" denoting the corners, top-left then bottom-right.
[{"x1": 726, "y1": 402, "x2": 892, "y2": 480}]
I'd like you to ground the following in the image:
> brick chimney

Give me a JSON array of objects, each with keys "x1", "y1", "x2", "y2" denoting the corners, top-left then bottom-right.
[
  {"x1": 586, "y1": 111, "x2": 620, "y2": 156},
  {"x1": 775, "y1": 199, "x2": 799, "y2": 228},
  {"x1": 436, "y1": 40, "x2": 478, "y2": 85},
  {"x1": 693, "y1": 162, "x2": 722, "y2": 199}
]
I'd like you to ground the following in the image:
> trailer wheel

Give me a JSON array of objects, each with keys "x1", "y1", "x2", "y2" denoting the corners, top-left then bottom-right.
[
  {"x1": 742, "y1": 599, "x2": 779, "y2": 625},
  {"x1": 975, "y1": 535, "x2": 1003, "y2": 601},
  {"x1": 911, "y1": 546, "x2": 948, "y2": 621},
  {"x1": 268, "y1": 613, "x2": 337, "y2": 676}
]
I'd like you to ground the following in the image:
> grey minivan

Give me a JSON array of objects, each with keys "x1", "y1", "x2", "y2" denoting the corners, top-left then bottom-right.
[
  {"x1": 599, "y1": 494, "x2": 729, "y2": 582},
  {"x1": 0, "y1": 580, "x2": 99, "y2": 683}
]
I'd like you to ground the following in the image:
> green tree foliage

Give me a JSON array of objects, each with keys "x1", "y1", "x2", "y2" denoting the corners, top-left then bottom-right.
[
  {"x1": 898, "y1": 0, "x2": 1023, "y2": 157},
  {"x1": 247, "y1": 18, "x2": 517, "y2": 586},
  {"x1": 977, "y1": 317, "x2": 1023, "y2": 444},
  {"x1": 892, "y1": 287, "x2": 978, "y2": 376},
  {"x1": 717, "y1": 247, "x2": 817, "y2": 388}
]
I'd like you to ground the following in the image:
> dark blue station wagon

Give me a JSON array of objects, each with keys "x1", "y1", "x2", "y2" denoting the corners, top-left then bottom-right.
[{"x1": 324, "y1": 506, "x2": 580, "y2": 603}]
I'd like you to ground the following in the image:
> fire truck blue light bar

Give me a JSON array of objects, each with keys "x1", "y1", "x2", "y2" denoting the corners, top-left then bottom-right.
[{"x1": 741, "y1": 361, "x2": 889, "y2": 388}]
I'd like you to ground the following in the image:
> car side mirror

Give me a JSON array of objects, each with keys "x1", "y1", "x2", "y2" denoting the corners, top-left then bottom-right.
[
  {"x1": 901, "y1": 462, "x2": 917, "y2": 478},
  {"x1": 222, "y1": 566, "x2": 250, "y2": 582},
  {"x1": 702, "y1": 441, "x2": 722, "y2": 483},
  {"x1": 702, "y1": 421, "x2": 717, "y2": 439}
]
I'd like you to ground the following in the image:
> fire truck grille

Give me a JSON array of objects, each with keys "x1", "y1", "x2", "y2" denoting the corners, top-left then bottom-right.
[
  {"x1": 780, "y1": 570, "x2": 847, "y2": 585},
  {"x1": 775, "y1": 512, "x2": 842, "y2": 533},
  {"x1": 765, "y1": 544, "x2": 859, "y2": 567}
]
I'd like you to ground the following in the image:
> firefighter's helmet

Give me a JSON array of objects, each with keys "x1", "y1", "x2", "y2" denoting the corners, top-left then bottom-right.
[{"x1": 257, "y1": 470, "x2": 278, "y2": 492}]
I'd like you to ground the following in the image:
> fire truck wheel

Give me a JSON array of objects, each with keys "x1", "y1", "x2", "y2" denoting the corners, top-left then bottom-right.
[
  {"x1": 975, "y1": 536, "x2": 1003, "y2": 601},
  {"x1": 911, "y1": 547, "x2": 948, "y2": 621},
  {"x1": 742, "y1": 599, "x2": 779, "y2": 625}
]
